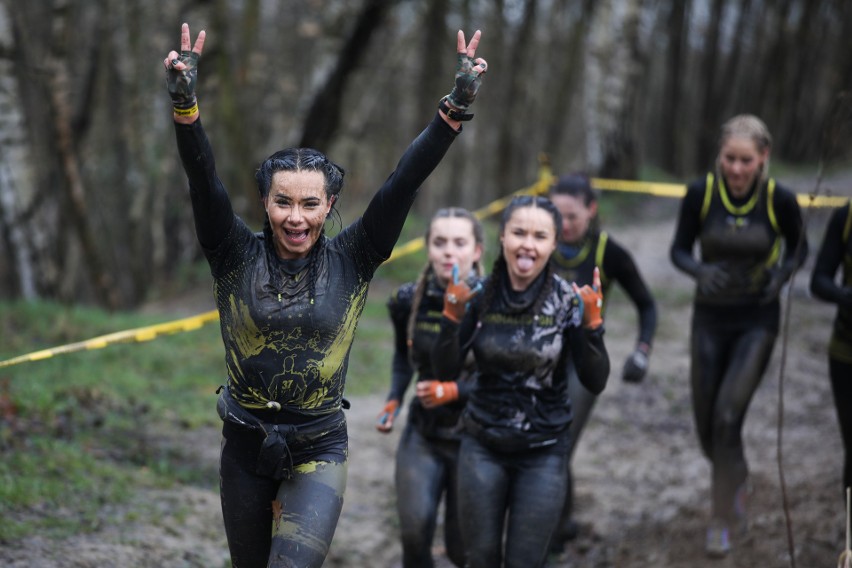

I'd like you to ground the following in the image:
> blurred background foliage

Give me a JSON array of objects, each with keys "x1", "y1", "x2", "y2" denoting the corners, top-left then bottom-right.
[{"x1": 0, "y1": 0, "x2": 851, "y2": 308}]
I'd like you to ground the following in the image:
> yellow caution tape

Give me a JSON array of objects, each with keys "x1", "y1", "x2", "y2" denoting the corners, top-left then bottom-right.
[
  {"x1": 1, "y1": 162, "x2": 847, "y2": 368},
  {"x1": 0, "y1": 310, "x2": 219, "y2": 368},
  {"x1": 590, "y1": 177, "x2": 849, "y2": 208}
]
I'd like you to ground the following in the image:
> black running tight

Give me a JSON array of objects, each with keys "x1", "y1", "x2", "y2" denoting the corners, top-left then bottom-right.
[{"x1": 690, "y1": 317, "x2": 776, "y2": 522}]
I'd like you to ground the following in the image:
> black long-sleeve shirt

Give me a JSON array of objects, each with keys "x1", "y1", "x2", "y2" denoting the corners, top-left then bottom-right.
[
  {"x1": 174, "y1": 115, "x2": 458, "y2": 416},
  {"x1": 670, "y1": 174, "x2": 807, "y2": 324},
  {"x1": 810, "y1": 203, "x2": 852, "y2": 362},
  {"x1": 553, "y1": 232, "x2": 657, "y2": 347},
  {"x1": 385, "y1": 275, "x2": 479, "y2": 438},
  {"x1": 432, "y1": 270, "x2": 610, "y2": 438}
]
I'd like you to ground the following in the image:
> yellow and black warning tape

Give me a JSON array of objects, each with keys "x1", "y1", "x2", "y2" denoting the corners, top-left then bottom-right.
[
  {"x1": 590, "y1": 177, "x2": 850, "y2": 208},
  {"x1": 2, "y1": 164, "x2": 848, "y2": 368},
  {"x1": 0, "y1": 310, "x2": 219, "y2": 368}
]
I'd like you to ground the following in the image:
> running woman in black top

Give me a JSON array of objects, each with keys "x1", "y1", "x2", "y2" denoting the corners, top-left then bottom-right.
[
  {"x1": 810, "y1": 202, "x2": 852, "y2": 501},
  {"x1": 547, "y1": 173, "x2": 658, "y2": 549},
  {"x1": 375, "y1": 208, "x2": 484, "y2": 568},
  {"x1": 670, "y1": 114, "x2": 807, "y2": 557},
  {"x1": 163, "y1": 23, "x2": 487, "y2": 568},
  {"x1": 432, "y1": 195, "x2": 610, "y2": 568}
]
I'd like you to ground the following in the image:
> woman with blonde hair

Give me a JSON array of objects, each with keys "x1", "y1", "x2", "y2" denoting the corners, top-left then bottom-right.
[{"x1": 670, "y1": 114, "x2": 807, "y2": 557}]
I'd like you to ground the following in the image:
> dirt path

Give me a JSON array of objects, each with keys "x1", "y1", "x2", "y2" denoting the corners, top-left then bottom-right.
[{"x1": 1, "y1": 191, "x2": 849, "y2": 567}]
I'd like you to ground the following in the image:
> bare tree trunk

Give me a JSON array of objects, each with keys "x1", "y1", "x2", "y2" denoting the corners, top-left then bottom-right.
[
  {"x1": 207, "y1": 0, "x2": 262, "y2": 221},
  {"x1": 494, "y1": 0, "x2": 537, "y2": 196},
  {"x1": 660, "y1": 0, "x2": 688, "y2": 174},
  {"x1": 755, "y1": 0, "x2": 793, "y2": 128},
  {"x1": 0, "y1": 158, "x2": 37, "y2": 299},
  {"x1": 417, "y1": 0, "x2": 449, "y2": 115},
  {"x1": 584, "y1": 0, "x2": 645, "y2": 178},
  {"x1": 695, "y1": 0, "x2": 725, "y2": 171},
  {"x1": 715, "y1": 0, "x2": 752, "y2": 122},
  {"x1": 5, "y1": 0, "x2": 66, "y2": 300},
  {"x1": 48, "y1": 61, "x2": 121, "y2": 310},
  {"x1": 543, "y1": 0, "x2": 595, "y2": 164},
  {"x1": 776, "y1": 0, "x2": 821, "y2": 159},
  {"x1": 298, "y1": 0, "x2": 396, "y2": 151}
]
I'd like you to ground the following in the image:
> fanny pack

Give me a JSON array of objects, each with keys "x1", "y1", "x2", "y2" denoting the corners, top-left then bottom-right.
[
  {"x1": 216, "y1": 385, "x2": 344, "y2": 480},
  {"x1": 463, "y1": 411, "x2": 561, "y2": 453}
]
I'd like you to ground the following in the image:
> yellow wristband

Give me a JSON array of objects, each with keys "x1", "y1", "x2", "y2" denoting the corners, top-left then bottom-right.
[{"x1": 173, "y1": 103, "x2": 198, "y2": 117}]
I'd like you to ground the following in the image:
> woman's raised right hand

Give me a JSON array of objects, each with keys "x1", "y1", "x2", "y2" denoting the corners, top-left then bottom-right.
[{"x1": 163, "y1": 23, "x2": 206, "y2": 113}]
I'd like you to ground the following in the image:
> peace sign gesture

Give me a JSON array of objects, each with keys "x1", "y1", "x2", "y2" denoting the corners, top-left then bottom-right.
[
  {"x1": 441, "y1": 30, "x2": 488, "y2": 122},
  {"x1": 163, "y1": 23, "x2": 206, "y2": 116}
]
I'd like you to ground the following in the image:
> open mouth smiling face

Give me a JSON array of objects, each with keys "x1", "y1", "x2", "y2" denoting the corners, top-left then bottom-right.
[
  {"x1": 719, "y1": 135, "x2": 768, "y2": 197},
  {"x1": 264, "y1": 169, "x2": 332, "y2": 260},
  {"x1": 500, "y1": 206, "x2": 558, "y2": 291}
]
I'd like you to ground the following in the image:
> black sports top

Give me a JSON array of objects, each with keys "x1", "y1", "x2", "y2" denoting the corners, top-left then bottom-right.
[
  {"x1": 175, "y1": 115, "x2": 458, "y2": 417},
  {"x1": 811, "y1": 203, "x2": 852, "y2": 362},
  {"x1": 432, "y1": 270, "x2": 609, "y2": 437},
  {"x1": 553, "y1": 231, "x2": 657, "y2": 347},
  {"x1": 671, "y1": 174, "x2": 806, "y2": 311},
  {"x1": 386, "y1": 274, "x2": 480, "y2": 437}
]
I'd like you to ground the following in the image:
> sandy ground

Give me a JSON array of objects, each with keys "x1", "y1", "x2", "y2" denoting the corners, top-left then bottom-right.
[{"x1": 0, "y1": 179, "x2": 849, "y2": 567}]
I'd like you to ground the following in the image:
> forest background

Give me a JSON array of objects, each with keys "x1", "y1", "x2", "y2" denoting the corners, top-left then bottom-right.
[
  {"x1": 1, "y1": 0, "x2": 852, "y2": 308},
  {"x1": 2, "y1": 1, "x2": 852, "y2": 566}
]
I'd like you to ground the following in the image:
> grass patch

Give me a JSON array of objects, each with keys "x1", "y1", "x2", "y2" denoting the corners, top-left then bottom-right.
[
  {"x1": 0, "y1": 437, "x2": 137, "y2": 540},
  {"x1": 0, "y1": 283, "x2": 401, "y2": 541},
  {"x1": 0, "y1": 300, "x2": 232, "y2": 540}
]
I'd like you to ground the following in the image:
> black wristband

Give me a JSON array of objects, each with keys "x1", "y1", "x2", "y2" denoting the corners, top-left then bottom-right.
[{"x1": 439, "y1": 96, "x2": 474, "y2": 121}]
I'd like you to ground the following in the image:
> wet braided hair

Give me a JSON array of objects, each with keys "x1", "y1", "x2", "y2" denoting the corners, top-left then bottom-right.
[
  {"x1": 479, "y1": 195, "x2": 562, "y2": 317},
  {"x1": 549, "y1": 172, "x2": 601, "y2": 236},
  {"x1": 406, "y1": 208, "x2": 485, "y2": 351},
  {"x1": 255, "y1": 147, "x2": 345, "y2": 304}
]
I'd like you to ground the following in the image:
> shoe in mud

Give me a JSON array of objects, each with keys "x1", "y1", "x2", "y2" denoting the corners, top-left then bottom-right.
[{"x1": 705, "y1": 524, "x2": 730, "y2": 558}]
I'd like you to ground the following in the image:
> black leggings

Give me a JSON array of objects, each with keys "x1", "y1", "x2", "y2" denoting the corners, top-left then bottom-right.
[
  {"x1": 457, "y1": 432, "x2": 570, "y2": 568},
  {"x1": 830, "y1": 356, "x2": 852, "y2": 497},
  {"x1": 394, "y1": 424, "x2": 464, "y2": 568},
  {"x1": 690, "y1": 315, "x2": 776, "y2": 523},
  {"x1": 219, "y1": 420, "x2": 348, "y2": 568}
]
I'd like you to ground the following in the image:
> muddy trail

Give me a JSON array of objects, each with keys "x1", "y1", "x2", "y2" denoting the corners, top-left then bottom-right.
[{"x1": 1, "y1": 178, "x2": 850, "y2": 567}]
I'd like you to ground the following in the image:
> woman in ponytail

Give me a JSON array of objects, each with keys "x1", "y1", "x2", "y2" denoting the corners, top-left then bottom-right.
[
  {"x1": 376, "y1": 207, "x2": 484, "y2": 568},
  {"x1": 432, "y1": 195, "x2": 610, "y2": 568}
]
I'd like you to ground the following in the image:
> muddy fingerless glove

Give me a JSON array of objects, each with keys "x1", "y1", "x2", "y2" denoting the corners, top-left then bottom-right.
[
  {"x1": 166, "y1": 50, "x2": 200, "y2": 111},
  {"x1": 443, "y1": 54, "x2": 484, "y2": 120},
  {"x1": 696, "y1": 264, "x2": 730, "y2": 295},
  {"x1": 622, "y1": 344, "x2": 650, "y2": 383}
]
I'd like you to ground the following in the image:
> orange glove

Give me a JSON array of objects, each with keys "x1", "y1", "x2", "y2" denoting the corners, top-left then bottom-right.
[
  {"x1": 572, "y1": 267, "x2": 604, "y2": 330},
  {"x1": 443, "y1": 264, "x2": 482, "y2": 323},
  {"x1": 375, "y1": 399, "x2": 400, "y2": 433},
  {"x1": 416, "y1": 380, "x2": 459, "y2": 408}
]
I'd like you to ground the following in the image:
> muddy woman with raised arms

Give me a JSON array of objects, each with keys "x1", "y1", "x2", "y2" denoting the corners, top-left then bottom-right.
[{"x1": 163, "y1": 22, "x2": 487, "y2": 568}]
